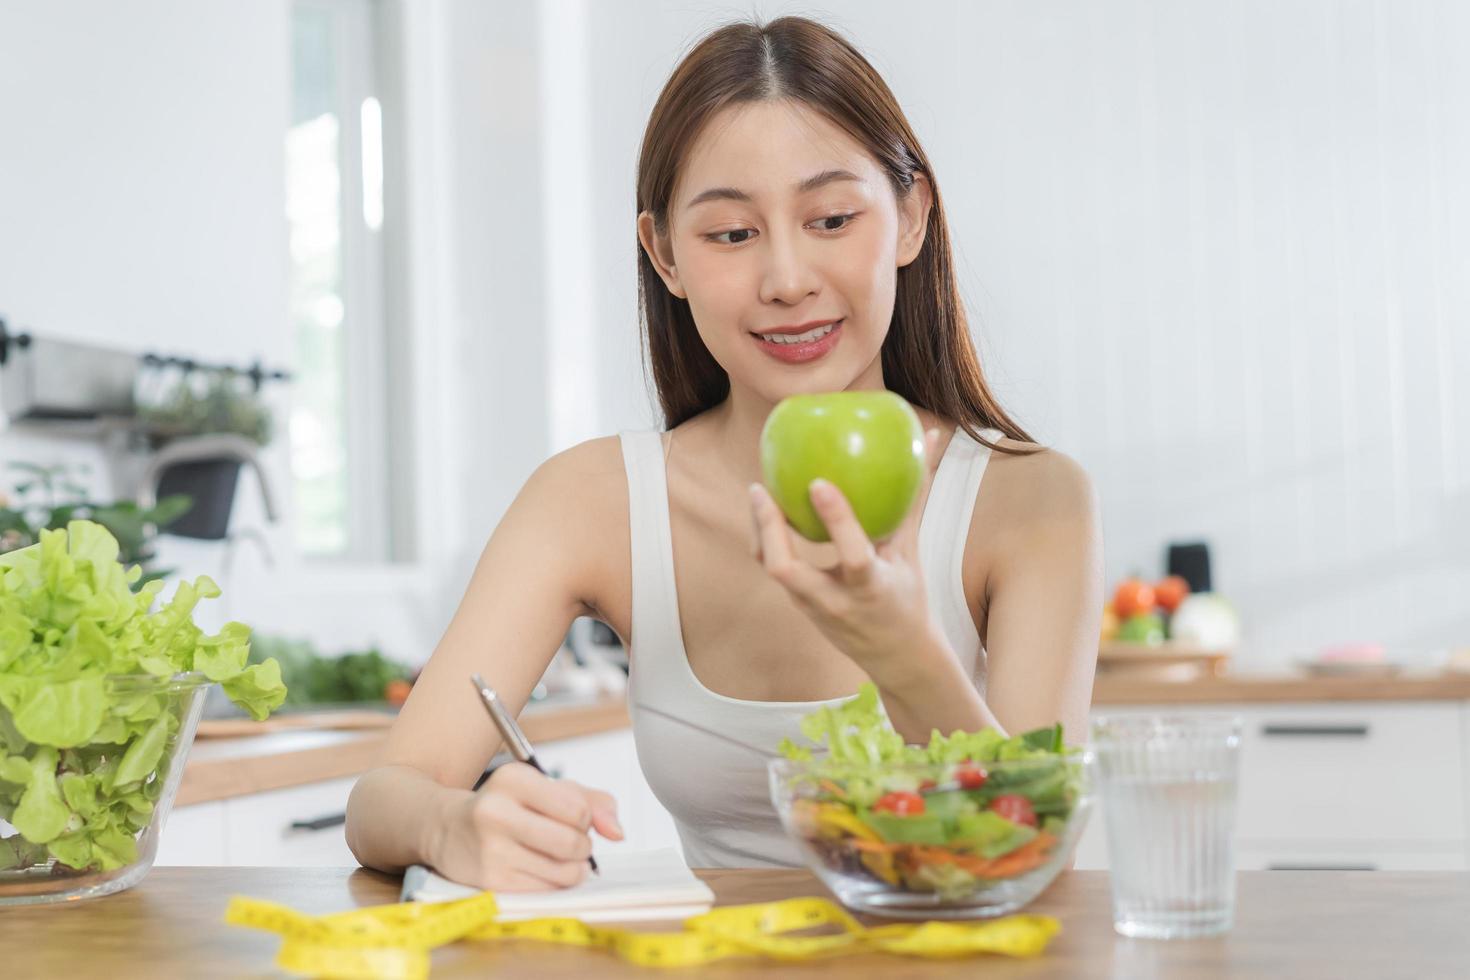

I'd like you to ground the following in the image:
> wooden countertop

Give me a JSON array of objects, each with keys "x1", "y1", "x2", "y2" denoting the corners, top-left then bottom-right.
[
  {"x1": 1092, "y1": 670, "x2": 1470, "y2": 704},
  {"x1": 177, "y1": 671, "x2": 1470, "y2": 807},
  {"x1": 9, "y1": 866, "x2": 1469, "y2": 977},
  {"x1": 176, "y1": 695, "x2": 631, "y2": 807}
]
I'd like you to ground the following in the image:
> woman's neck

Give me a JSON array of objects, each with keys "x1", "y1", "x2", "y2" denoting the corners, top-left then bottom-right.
[{"x1": 703, "y1": 360, "x2": 893, "y2": 488}]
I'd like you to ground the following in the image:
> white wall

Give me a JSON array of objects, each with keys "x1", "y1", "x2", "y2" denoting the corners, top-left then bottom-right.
[
  {"x1": 0, "y1": 2, "x2": 290, "y2": 360},
  {"x1": 547, "y1": 0, "x2": 1470, "y2": 666},
  {"x1": 943, "y1": 0, "x2": 1470, "y2": 664},
  {"x1": 0, "y1": 0, "x2": 292, "y2": 564},
  {"x1": 0, "y1": 0, "x2": 292, "y2": 477},
  {"x1": 0, "y1": 1, "x2": 447, "y2": 661},
  {"x1": 2, "y1": 0, "x2": 1466, "y2": 670}
]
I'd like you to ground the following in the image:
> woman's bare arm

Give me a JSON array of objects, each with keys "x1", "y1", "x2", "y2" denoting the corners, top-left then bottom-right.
[
  {"x1": 874, "y1": 445, "x2": 1101, "y2": 744},
  {"x1": 979, "y1": 447, "x2": 1104, "y2": 745},
  {"x1": 345, "y1": 437, "x2": 628, "y2": 879}
]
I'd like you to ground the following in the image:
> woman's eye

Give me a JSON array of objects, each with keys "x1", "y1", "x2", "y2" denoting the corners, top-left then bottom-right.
[
  {"x1": 813, "y1": 213, "x2": 856, "y2": 232},
  {"x1": 708, "y1": 228, "x2": 755, "y2": 245},
  {"x1": 704, "y1": 214, "x2": 855, "y2": 246}
]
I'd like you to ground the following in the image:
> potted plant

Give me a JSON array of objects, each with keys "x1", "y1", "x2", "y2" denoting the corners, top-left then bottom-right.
[
  {"x1": 0, "y1": 462, "x2": 191, "y2": 590},
  {"x1": 133, "y1": 364, "x2": 276, "y2": 540}
]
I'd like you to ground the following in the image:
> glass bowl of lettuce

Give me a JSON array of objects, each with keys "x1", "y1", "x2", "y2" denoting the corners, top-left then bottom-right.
[
  {"x1": 0, "y1": 522, "x2": 286, "y2": 905},
  {"x1": 769, "y1": 684, "x2": 1092, "y2": 919}
]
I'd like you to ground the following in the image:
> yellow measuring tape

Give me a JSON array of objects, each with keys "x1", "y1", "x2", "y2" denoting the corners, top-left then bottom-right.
[{"x1": 226, "y1": 891, "x2": 1059, "y2": 979}]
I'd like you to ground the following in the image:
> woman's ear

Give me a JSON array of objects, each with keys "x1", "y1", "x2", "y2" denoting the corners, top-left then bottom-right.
[
  {"x1": 895, "y1": 172, "x2": 934, "y2": 268},
  {"x1": 637, "y1": 210, "x2": 687, "y2": 299}
]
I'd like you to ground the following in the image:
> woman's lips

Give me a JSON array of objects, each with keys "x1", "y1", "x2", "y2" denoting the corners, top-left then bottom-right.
[{"x1": 750, "y1": 320, "x2": 843, "y2": 364}]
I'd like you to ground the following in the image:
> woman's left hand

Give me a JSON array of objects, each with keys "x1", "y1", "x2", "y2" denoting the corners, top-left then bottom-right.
[{"x1": 748, "y1": 426, "x2": 950, "y2": 683}]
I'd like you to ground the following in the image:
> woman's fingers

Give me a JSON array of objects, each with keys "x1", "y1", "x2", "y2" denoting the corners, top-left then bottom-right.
[
  {"x1": 510, "y1": 803, "x2": 594, "y2": 862},
  {"x1": 486, "y1": 832, "x2": 589, "y2": 890},
  {"x1": 579, "y1": 785, "x2": 625, "y2": 841},
  {"x1": 808, "y1": 479, "x2": 876, "y2": 585},
  {"x1": 749, "y1": 483, "x2": 827, "y2": 600},
  {"x1": 500, "y1": 763, "x2": 593, "y2": 830},
  {"x1": 475, "y1": 789, "x2": 589, "y2": 859}
]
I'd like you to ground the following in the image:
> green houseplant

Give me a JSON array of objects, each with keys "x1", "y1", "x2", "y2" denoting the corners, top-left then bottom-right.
[
  {"x1": 133, "y1": 365, "x2": 276, "y2": 540},
  {"x1": 0, "y1": 462, "x2": 190, "y2": 590}
]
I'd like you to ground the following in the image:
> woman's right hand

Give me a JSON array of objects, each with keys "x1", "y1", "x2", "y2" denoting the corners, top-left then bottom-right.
[{"x1": 428, "y1": 762, "x2": 624, "y2": 891}]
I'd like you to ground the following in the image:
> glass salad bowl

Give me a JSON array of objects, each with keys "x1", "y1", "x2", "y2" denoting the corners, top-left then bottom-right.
[
  {"x1": 770, "y1": 751, "x2": 1093, "y2": 919},
  {"x1": 0, "y1": 672, "x2": 211, "y2": 906}
]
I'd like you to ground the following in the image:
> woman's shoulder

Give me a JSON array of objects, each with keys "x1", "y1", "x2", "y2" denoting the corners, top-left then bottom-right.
[
  {"x1": 525, "y1": 434, "x2": 632, "y2": 512},
  {"x1": 973, "y1": 433, "x2": 1099, "y2": 542},
  {"x1": 538, "y1": 432, "x2": 630, "y2": 476},
  {"x1": 514, "y1": 434, "x2": 635, "y2": 618}
]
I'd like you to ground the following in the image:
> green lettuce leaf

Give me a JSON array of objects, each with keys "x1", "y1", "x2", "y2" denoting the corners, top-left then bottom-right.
[
  {"x1": 0, "y1": 521, "x2": 287, "y2": 874},
  {"x1": 12, "y1": 747, "x2": 68, "y2": 843}
]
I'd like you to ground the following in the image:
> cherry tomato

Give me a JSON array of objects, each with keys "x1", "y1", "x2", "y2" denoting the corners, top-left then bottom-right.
[
  {"x1": 955, "y1": 763, "x2": 989, "y2": 790},
  {"x1": 384, "y1": 678, "x2": 412, "y2": 707},
  {"x1": 1113, "y1": 579, "x2": 1158, "y2": 618},
  {"x1": 872, "y1": 791, "x2": 926, "y2": 816},
  {"x1": 1154, "y1": 575, "x2": 1191, "y2": 613},
  {"x1": 989, "y1": 794, "x2": 1038, "y2": 827},
  {"x1": 918, "y1": 779, "x2": 937, "y2": 791}
]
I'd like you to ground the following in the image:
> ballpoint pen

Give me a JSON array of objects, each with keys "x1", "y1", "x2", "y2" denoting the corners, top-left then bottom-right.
[{"x1": 470, "y1": 674, "x2": 599, "y2": 875}]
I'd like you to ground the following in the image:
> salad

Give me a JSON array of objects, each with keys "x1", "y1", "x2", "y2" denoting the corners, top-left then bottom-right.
[
  {"x1": 0, "y1": 521, "x2": 286, "y2": 875},
  {"x1": 776, "y1": 684, "x2": 1084, "y2": 899}
]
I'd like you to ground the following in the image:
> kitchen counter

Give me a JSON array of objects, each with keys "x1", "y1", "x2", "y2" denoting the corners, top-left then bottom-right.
[
  {"x1": 9, "y1": 866, "x2": 1469, "y2": 977},
  {"x1": 1091, "y1": 669, "x2": 1470, "y2": 704},
  {"x1": 176, "y1": 695, "x2": 630, "y2": 806},
  {"x1": 177, "y1": 672, "x2": 1470, "y2": 807}
]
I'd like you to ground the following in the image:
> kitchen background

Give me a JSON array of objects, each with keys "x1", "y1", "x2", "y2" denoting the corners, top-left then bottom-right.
[{"x1": 1, "y1": 0, "x2": 1467, "y2": 868}]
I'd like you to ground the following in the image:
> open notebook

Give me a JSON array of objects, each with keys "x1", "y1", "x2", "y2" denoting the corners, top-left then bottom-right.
[{"x1": 400, "y1": 847, "x2": 715, "y2": 923}]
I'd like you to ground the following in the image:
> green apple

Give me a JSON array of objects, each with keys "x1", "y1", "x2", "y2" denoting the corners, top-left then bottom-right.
[
  {"x1": 759, "y1": 391, "x2": 926, "y2": 543},
  {"x1": 1117, "y1": 613, "x2": 1166, "y2": 646}
]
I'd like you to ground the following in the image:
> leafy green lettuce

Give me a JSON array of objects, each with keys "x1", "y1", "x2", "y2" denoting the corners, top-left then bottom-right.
[
  {"x1": 778, "y1": 681, "x2": 1066, "y2": 768},
  {"x1": 778, "y1": 682, "x2": 1078, "y2": 811},
  {"x1": 0, "y1": 520, "x2": 286, "y2": 872}
]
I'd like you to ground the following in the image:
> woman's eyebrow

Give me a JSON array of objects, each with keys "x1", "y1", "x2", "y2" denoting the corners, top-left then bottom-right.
[{"x1": 683, "y1": 169, "x2": 863, "y2": 211}]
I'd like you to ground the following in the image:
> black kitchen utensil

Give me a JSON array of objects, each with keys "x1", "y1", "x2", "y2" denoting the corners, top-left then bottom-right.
[{"x1": 1166, "y1": 541, "x2": 1212, "y2": 593}]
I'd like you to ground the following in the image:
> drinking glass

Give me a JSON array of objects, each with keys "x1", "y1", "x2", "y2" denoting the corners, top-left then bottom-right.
[{"x1": 1089, "y1": 713, "x2": 1242, "y2": 939}]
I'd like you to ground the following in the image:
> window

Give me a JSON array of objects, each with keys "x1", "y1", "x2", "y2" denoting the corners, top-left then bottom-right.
[{"x1": 287, "y1": 0, "x2": 394, "y2": 560}]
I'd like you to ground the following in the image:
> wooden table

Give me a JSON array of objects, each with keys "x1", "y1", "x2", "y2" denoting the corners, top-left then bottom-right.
[{"x1": 6, "y1": 866, "x2": 1467, "y2": 978}]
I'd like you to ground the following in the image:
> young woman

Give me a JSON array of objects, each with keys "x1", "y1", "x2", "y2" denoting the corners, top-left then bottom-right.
[{"x1": 346, "y1": 16, "x2": 1102, "y2": 891}]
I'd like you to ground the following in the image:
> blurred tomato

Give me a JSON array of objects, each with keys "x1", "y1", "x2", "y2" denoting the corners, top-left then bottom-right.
[
  {"x1": 873, "y1": 792, "x2": 926, "y2": 816},
  {"x1": 989, "y1": 794, "x2": 1038, "y2": 827},
  {"x1": 955, "y1": 763, "x2": 989, "y2": 790},
  {"x1": 1113, "y1": 579, "x2": 1157, "y2": 618},
  {"x1": 1154, "y1": 575, "x2": 1191, "y2": 613},
  {"x1": 385, "y1": 678, "x2": 412, "y2": 707}
]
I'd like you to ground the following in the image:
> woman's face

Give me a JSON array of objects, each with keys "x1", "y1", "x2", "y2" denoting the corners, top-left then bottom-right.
[{"x1": 638, "y1": 99, "x2": 931, "y2": 404}]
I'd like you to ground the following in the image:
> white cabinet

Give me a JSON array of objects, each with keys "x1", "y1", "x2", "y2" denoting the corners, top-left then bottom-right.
[
  {"x1": 225, "y1": 776, "x2": 359, "y2": 867},
  {"x1": 1074, "y1": 700, "x2": 1470, "y2": 872},
  {"x1": 1235, "y1": 846, "x2": 1466, "y2": 871},
  {"x1": 155, "y1": 800, "x2": 227, "y2": 866},
  {"x1": 157, "y1": 730, "x2": 681, "y2": 867},
  {"x1": 1236, "y1": 702, "x2": 1463, "y2": 843},
  {"x1": 157, "y1": 777, "x2": 357, "y2": 866}
]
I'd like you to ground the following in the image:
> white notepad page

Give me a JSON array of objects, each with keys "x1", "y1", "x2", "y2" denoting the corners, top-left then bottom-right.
[{"x1": 401, "y1": 847, "x2": 715, "y2": 923}]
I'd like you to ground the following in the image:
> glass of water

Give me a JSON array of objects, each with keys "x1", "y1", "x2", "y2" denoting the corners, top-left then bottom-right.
[{"x1": 1089, "y1": 713, "x2": 1243, "y2": 939}]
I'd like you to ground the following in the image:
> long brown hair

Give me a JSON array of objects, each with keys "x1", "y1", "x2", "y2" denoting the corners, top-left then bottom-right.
[{"x1": 636, "y1": 16, "x2": 1037, "y2": 452}]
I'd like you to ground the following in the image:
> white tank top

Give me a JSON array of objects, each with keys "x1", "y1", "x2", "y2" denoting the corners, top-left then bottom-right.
[{"x1": 618, "y1": 425, "x2": 999, "y2": 868}]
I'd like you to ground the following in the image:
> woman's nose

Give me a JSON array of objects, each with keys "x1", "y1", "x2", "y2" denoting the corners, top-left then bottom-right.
[{"x1": 757, "y1": 227, "x2": 821, "y2": 306}]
